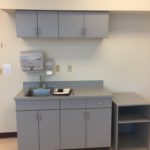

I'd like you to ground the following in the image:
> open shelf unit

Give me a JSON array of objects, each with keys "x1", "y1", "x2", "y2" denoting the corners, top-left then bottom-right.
[
  {"x1": 118, "y1": 132, "x2": 147, "y2": 150},
  {"x1": 118, "y1": 107, "x2": 150, "y2": 124},
  {"x1": 112, "y1": 93, "x2": 150, "y2": 150},
  {"x1": 118, "y1": 123, "x2": 149, "y2": 150}
]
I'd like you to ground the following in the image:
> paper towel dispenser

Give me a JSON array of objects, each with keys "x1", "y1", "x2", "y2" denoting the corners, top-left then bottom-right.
[{"x1": 20, "y1": 51, "x2": 44, "y2": 71}]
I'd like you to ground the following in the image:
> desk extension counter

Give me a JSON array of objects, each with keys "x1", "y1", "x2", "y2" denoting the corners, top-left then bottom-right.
[{"x1": 112, "y1": 92, "x2": 150, "y2": 150}]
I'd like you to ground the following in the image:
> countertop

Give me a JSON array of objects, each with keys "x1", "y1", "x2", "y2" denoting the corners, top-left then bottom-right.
[
  {"x1": 113, "y1": 92, "x2": 150, "y2": 106},
  {"x1": 14, "y1": 87, "x2": 112, "y2": 101}
]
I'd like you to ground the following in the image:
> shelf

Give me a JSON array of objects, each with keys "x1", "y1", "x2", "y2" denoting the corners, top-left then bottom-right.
[
  {"x1": 118, "y1": 113, "x2": 150, "y2": 124},
  {"x1": 118, "y1": 133, "x2": 147, "y2": 150}
]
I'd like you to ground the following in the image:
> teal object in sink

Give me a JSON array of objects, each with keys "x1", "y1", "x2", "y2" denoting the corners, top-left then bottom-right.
[{"x1": 27, "y1": 88, "x2": 51, "y2": 96}]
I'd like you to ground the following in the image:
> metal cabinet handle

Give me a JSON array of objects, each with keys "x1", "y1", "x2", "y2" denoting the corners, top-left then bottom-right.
[
  {"x1": 37, "y1": 27, "x2": 41, "y2": 37},
  {"x1": 83, "y1": 28, "x2": 87, "y2": 37},
  {"x1": 97, "y1": 102, "x2": 102, "y2": 105},
  {"x1": 84, "y1": 112, "x2": 86, "y2": 120},
  {"x1": 39, "y1": 113, "x2": 42, "y2": 121},
  {"x1": 34, "y1": 27, "x2": 37, "y2": 36},
  {"x1": 86, "y1": 112, "x2": 90, "y2": 120},
  {"x1": 81, "y1": 28, "x2": 84, "y2": 36},
  {"x1": 35, "y1": 27, "x2": 38, "y2": 36},
  {"x1": 35, "y1": 112, "x2": 39, "y2": 121},
  {"x1": 84, "y1": 112, "x2": 90, "y2": 120}
]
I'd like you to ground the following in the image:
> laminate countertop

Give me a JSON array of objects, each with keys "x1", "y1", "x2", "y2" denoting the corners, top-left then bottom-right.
[
  {"x1": 14, "y1": 87, "x2": 112, "y2": 101},
  {"x1": 113, "y1": 92, "x2": 150, "y2": 106}
]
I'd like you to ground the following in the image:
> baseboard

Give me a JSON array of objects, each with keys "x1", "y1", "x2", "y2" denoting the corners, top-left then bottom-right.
[{"x1": 0, "y1": 132, "x2": 17, "y2": 138}]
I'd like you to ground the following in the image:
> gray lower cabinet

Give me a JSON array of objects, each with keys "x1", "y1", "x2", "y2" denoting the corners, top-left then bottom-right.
[
  {"x1": 17, "y1": 110, "x2": 60, "y2": 150},
  {"x1": 61, "y1": 109, "x2": 86, "y2": 149},
  {"x1": 16, "y1": 10, "x2": 58, "y2": 38},
  {"x1": 16, "y1": 111, "x2": 39, "y2": 150},
  {"x1": 16, "y1": 98, "x2": 111, "y2": 150},
  {"x1": 60, "y1": 98, "x2": 112, "y2": 149},
  {"x1": 39, "y1": 110, "x2": 60, "y2": 150},
  {"x1": 86, "y1": 108, "x2": 112, "y2": 148}
]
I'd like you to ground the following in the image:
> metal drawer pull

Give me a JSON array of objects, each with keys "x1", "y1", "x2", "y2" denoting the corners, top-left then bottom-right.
[
  {"x1": 97, "y1": 102, "x2": 102, "y2": 105},
  {"x1": 39, "y1": 113, "x2": 42, "y2": 121},
  {"x1": 87, "y1": 112, "x2": 90, "y2": 120},
  {"x1": 35, "y1": 112, "x2": 39, "y2": 121}
]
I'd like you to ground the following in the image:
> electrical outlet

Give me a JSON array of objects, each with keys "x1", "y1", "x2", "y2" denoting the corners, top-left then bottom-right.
[
  {"x1": 68, "y1": 65, "x2": 72, "y2": 72},
  {"x1": 55, "y1": 65, "x2": 60, "y2": 72}
]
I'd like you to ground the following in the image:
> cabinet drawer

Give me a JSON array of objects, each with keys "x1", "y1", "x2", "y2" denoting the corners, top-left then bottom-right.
[
  {"x1": 86, "y1": 98, "x2": 112, "y2": 108},
  {"x1": 60, "y1": 98, "x2": 86, "y2": 109},
  {"x1": 16, "y1": 100, "x2": 59, "y2": 110}
]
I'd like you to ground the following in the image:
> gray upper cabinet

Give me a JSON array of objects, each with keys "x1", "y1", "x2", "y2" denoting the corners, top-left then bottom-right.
[
  {"x1": 16, "y1": 10, "x2": 58, "y2": 38},
  {"x1": 84, "y1": 12, "x2": 109, "y2": 38},
  {"x1": 16, "y1": 10, "x2": 37, "y2": 38},
  {"x1": 37, "y1": 11, "x2": 58, "y2": 38},
  {"x1": 58, "y1": 11, "x2": 109, "y2": 38},
  {"x1": 16, "y1": 10, "x2": 109, "y2": 38},
  {"x1": 59, "y1": 12, "x2": 84, "y2": 38}
]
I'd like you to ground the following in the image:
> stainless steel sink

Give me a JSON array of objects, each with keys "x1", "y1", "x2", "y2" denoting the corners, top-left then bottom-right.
[{"x1": 26, "y1": 88, "x2": 51, "y2": 97}]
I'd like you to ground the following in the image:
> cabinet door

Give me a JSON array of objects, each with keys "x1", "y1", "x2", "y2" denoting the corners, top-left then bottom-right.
[
  {"x1": 16, "y1": 111, "x2": 39, "y2": 150},
  {"x1": 84, "y1": 12, "x2": 109, "y2": 38},
  {"x1": 61, "y1": 109, "x2": 85, "y2": 149},
  {"x1": 39, "y1": 110, "x2": 60, "y2": 150},
  {"x1": 16, "y1": 10, "x2": 37, "y2": 37},
  {"x1": 38, "y1": 11, "x2": 58, "y2": 38},
  {"x1": 59, "y1": 12, "x2": 83, "y2": 38},
  {"x1": 86, "y1": 108, "x2": 112, "y2": 148}
]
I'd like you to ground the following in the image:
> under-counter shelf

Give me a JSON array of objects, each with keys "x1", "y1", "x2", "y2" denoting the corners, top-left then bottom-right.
[
  {"x1": 118, "y1": 132, "x2": 147, "y2": 150},
  {"x1": 118, "y1": 109, "x2": 150, "y2": 124},
  {"x1": 119, "y1": 113, "x2": 150, "y2": 124}
]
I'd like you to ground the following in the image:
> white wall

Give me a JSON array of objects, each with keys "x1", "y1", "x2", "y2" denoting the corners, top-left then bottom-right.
[
  {"x1": 1, "y1": 10, "x2": 150, "y2": 132},
  {"x1": 1, "y1": 0, "x2": 150, "y2": 11}
]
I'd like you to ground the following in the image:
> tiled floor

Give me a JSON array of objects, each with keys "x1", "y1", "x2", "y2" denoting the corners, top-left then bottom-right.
[{"x1": 0, "y1": 138, "x2": 17, "y2": 150}]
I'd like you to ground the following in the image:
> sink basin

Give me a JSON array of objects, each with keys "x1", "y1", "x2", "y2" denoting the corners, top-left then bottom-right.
[{"x1": 26, "y1": 88, "x2": 51, "y2": 97}]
